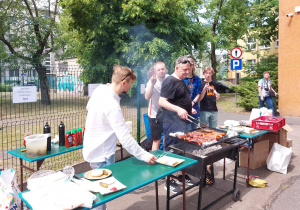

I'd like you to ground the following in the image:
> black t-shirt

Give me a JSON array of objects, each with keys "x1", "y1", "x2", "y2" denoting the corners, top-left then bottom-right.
[
  {"x1": 160, "y1": 76, "x2": 192, "y2": 123},
  {"x1": 200, "y1": 81, "x2": 218, "y2": 112}
]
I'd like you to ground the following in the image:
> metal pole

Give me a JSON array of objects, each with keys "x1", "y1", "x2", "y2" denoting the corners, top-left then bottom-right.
[
  {"x1": 235, "y1": 70, "x2": 237, "y2": 108},
  {"x1": 137, "y1": 67, "x2": 141, "y2": 145}
]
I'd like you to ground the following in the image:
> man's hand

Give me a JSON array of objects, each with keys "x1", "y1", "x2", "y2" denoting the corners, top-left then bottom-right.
[
  {"x1": 216, "y1": 92, "x2": 220, "y2": 100},
  {"x1": 147, "y1": 154, "x2": 157, "y2": 164},
  {"x1": 191, "y1": 108, "x2": 197, "y2": 115},
  {"x1": 177, "y1": 107, "x2": 188, "y2": 120},
  {"x1": 261, "y1": 96, "x2": 264, "y2": 101},
  {"x1": 150, "y1": 74, "x2": 157, "y2": 85},
  {"x1": 203, "y1": 82, "x2": 210, "y2": 92}
]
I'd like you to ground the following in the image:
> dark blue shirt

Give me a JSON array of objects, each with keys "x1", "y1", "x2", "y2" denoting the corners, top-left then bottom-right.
[{"x1": 183, "y1": 75, "x2": 202, "y2": 118}]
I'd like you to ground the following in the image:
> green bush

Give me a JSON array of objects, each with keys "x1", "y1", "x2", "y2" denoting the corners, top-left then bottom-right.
[
  {"x1": 0, "y1": 83, "x2": 12, "y2": 92},
  {"x1": 235, "y1": 54, "x2": 278, "y2": 111}
]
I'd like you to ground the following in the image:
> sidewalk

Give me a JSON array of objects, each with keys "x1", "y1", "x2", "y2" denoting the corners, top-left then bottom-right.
[{"x1": 107, "y1": 110, "x2": 300, "y2": 210}]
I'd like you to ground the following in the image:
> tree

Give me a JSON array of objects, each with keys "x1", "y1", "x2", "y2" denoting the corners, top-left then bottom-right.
[
  {"x1": 201, "y1": 0, "x2": 251, "y2": 81},
  {"x1": 0, "y1": 0, "x2": 60, "y2": 105},
  {"x1": 59, "y1": 0, "x2": 205, "y2": 84}
]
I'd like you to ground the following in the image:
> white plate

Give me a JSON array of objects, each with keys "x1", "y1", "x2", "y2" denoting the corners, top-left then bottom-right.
[
  {"x1": 156, "y1": 156, "x2": 185, "y2": 167},
  {"x1": 230, "y1": 126, "x2": 245, "y2": 134},
  {"x1": 95, "y1": 177, "x2": 126, "y2": 195}
]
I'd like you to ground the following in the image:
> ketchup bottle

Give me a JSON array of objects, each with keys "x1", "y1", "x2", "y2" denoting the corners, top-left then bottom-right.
[
  {"x1": 72, "y1": 129, "x2": 78, "y2": 146},
  {"x1": 65, "y1": 131, "x2": 72, "y2": 147},
  {"x1": 77, "y1": 128, "x2": 83, "y2": 145}
]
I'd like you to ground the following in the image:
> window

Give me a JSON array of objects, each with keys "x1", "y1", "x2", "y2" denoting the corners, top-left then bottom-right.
[
  {"x1": 9, "y1": 69, "x2": 19, "y2": 77},
  {"x1": 247, "y1": 37, "x2": 256, "y2": 51},
  {"x1": 275, "y1": 34, "x2": 279, "y2": 48},
  {"x1": 246, "y1": 60, "x2": 256, "y2": 72},
  {"x1": 260, "y1": 40, "x2": 271, "y2": 49}
]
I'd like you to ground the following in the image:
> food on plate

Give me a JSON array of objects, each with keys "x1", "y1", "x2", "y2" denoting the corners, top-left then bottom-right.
[
  {"x1": 249, "y1": 129, "x2": 256, "y2": 133},
  {"x1": 100, "y1": 182, "x2": 108, "y2": 188},
  {"x1": 110, "y1": 187, "x2": 117, "y2": 191},
  {"x1": 91, "y1": 169, "x2": 104, "y2": 177},
  {"x1": 176, "y1": 130, "x2": 226, "y2": 145},
  {"x1": 173, "y1": 161, "x2": 179, "y2": 166},
  {"x1": 103, "y1": 170, "x2": 108, "y2": 175}
]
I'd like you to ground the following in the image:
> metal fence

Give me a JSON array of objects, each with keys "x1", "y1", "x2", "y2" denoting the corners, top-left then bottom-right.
[{"x1": 0, "y1": 63, "x2": 148, "y2": 183}]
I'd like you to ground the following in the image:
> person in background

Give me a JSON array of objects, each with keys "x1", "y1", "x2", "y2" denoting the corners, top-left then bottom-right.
[
  {"x1": 159, "y1": 56, "x2": 197, "y2": 194},
  {"x1": 258, "y1": 71, "x2": 277, "y2": 116},
  {"x1": 83, "y1": 65, "x2": 157, "y2": 210},
  {"x1": 199, "y1": 66, "x2": 220, "y2": 185},
  {"x1": 183, "y1": 58, "x2": 201, "y2": 130},
  {"x1": 145, "y1": 62, "x2": 169, "y2": 151}
]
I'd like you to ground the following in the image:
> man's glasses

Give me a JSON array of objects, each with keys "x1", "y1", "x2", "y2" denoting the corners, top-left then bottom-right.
[
  {"x1": 121, "y1": 71, "x2": 133, "y2": 81},
  {"x1": 177, "y1": 60, "x2": 191, "y2": 66}
]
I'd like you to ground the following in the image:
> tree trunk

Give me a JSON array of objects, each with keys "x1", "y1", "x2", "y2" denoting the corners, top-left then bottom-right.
[
  {"x1": 35, "y1": 64, "x2": 51, "y2": 105},
  {"x1": 211, "y1": 42, "x2": 217, "y2": 82}
]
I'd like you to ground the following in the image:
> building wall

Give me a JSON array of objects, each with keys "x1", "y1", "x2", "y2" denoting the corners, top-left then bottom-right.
[
  {"x1": 228, "y1": 37, "x2": 278, "y2": 84},
  {"x1": 279, "y1": 0, "x2": 300, "y2": 116}
]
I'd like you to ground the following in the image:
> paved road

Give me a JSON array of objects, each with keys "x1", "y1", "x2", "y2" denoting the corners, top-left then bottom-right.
[{"x1": 107, "y1": 110, "x2": 300, "y2": 210}]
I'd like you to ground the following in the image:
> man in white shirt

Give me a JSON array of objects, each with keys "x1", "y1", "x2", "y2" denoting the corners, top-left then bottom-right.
[
  {"x1": 83, "y1": 65, "x2": 157, "y2": 169},
  {"x1": 145, "y1": 61, "x2": 169, "y2": 151}
]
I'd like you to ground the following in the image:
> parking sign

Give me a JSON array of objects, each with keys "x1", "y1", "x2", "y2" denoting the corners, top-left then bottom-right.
[{"x1": 230, "y1": 59, "x2": 242, "y2": 70}]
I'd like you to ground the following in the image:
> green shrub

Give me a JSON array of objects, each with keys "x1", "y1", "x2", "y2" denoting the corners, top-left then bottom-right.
[{"x1": 0, "y1": 83, "x2": 12, "y2": 92}]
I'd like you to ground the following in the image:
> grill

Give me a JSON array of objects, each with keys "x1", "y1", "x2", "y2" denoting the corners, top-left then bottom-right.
[{"x1": 167, "y1": 128, "x2": 247, "y2": 210}]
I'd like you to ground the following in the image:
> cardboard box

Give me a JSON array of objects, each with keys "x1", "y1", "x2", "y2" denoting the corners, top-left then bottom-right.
[
  {"x1": 287, "y1": 138, "x2": 293, "y2": 148},
  {"x1": 239, "y1": 139, "x2": 269, "y2": 170},
  {"x1": 263, "y1": 124, "x2": 293, "y2": 151}
]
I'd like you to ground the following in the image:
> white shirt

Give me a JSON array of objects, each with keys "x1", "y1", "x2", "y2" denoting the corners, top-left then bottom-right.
[
  {"x1": 146, "y1": 74, "x2": 169, "y2": 118},
  {"x1": 83, "y1": 85, "x2": 151, "y2": 163},
  {"x1": 258, "y1": 78, "x2": 271, "y2": 97}
]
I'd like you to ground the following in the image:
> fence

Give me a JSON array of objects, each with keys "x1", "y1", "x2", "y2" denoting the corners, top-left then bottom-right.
[{"x1": 0, "y1": 63, "x2": 148, "y2": 183}]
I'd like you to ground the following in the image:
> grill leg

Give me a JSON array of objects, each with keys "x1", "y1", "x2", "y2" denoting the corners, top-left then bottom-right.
[{"x1": 197, "y1": 173, "x2": 204, "y2": 210}]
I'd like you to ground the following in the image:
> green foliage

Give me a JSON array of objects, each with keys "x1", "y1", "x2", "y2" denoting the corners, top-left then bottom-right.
[
  {"x1": 0, "y1": 83, "x2": 12, "y2": 92},
  {"x1": 59, "y1": 0, "x2": 204, "y2": 84},
  {"x1": 234, "y1": 54, "x2": 278, "y2": 110},
  {"x1": 248, "y1": 0, "x2": 279, "y2": 44}
]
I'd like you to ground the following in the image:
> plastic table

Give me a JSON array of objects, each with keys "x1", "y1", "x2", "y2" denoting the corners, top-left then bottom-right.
[
  {"x1": 18, "y1": 150, "x2": 197, "y2": 210},
  {"x1": 8, "y1": 144, "x2": 83, "y2": 208}
]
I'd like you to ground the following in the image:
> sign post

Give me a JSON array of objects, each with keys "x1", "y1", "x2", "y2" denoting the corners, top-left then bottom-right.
[{"x1": 230, "y1": 47, "x2": 243, "y2": 108}]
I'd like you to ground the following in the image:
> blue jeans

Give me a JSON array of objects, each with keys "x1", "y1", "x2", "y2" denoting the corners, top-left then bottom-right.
[
  {"x1": 188, "y1": 118, "x2": 199, "y2": 130},
  {"x1": 258, "y1": 96, "x2": 275, "y2": 116},
  {"x1": 90, "y1": 154, "x2": 115, "y2": 210},
  {"x1": 200, "y1": 111, "x2": 218, "y2": 128},
  {"x1": 163, "y1": 120, "x2": 188, "y2": 151}
]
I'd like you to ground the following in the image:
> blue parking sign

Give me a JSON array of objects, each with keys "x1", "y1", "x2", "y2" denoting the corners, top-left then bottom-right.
[{"x1": 230, "y1": 59, "x2": 242, "y2": 70}]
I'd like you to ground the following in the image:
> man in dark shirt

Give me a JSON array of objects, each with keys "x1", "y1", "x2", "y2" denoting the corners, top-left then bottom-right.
[{"x1": 159, "y1": 56, "x2": 197, "y2": 193}]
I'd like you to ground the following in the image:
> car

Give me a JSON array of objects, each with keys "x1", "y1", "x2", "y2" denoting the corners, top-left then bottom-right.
[
  {"x1": 217, "y1": 80, "x2": 234, "y2": 93},
  {"x1": 26, "y1": 81, "x2": 37, "y2": 86}
]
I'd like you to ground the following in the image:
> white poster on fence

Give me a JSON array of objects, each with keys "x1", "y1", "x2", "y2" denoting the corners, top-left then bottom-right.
[
  {"x1": 13, "y1": 86, "x2": 37, "y2": 103},
  {"x1": 88, "y1": 83, "x2": 101, "y2": 97}
]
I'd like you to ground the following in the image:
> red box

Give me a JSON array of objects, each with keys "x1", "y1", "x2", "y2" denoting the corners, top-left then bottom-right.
[{"x1": 251, "y1": 116, "x2": 285, "y2": 131}]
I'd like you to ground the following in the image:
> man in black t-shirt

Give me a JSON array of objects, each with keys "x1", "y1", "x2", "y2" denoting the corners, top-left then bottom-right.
[{"x1": 159, "y1": 56, "x2": 197, "y2": 193}]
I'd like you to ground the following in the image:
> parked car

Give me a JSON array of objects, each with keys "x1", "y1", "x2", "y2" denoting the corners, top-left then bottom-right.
[
  {"x1": 217, "y1": 80, "x2": 234, "y2": 93},
  {"x1": 26, "y1": 81, "x2": 37, "y2": 86}
]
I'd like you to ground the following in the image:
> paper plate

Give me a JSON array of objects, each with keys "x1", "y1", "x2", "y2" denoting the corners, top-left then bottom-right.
[{"x1": 84, "y1": 169, "x2": 112, "y2": 180}]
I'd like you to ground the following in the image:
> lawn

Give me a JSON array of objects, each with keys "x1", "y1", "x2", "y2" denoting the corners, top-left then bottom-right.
[{"x1": 217, "y1": 93, "x2": 251, "y2": 114}]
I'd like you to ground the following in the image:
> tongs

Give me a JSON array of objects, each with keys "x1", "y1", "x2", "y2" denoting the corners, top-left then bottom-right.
[{"x1": 187, "y1": 114, "x2": 209, "y2": 128}]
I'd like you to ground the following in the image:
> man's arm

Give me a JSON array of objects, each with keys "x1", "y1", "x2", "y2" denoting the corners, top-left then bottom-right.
[
  {"x1": 258, "y1": 86, "x2": 264, "y2": 101},
  {"x1": 145, "y1": 76, "x2": 157, "y2": 100},
  {"x1": 159, "y1": 97, "x2": 188, "y2": 120}
]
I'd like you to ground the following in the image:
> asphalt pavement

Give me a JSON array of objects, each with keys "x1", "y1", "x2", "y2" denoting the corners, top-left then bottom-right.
[{"x1": 106, "y1": 109, "x2": 300, "y2": 210}]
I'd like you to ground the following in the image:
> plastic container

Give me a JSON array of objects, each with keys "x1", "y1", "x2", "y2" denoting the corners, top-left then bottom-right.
[
  {"x1": 65, "y1": 131, "x2": 72, "y2": 147},
  {"x1": 72, "y1": 129, "x2": 78, "y2": 146},
  {"x1": 25, "y1": 134, "x2": 48, "y2": 157},
  {"x1": 77, "y1": 128, "x2": 83, "y2": 145},
  {"x1": 251, "y1": 116, "x2": 285, "y2": 131}
]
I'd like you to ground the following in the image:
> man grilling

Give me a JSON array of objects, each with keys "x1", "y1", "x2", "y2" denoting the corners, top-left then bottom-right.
[
  {"x1": 83, "y1": 65, "x2": 157, "y2": 210},
  {"x1": 159, "y1": 56, "x2": 197, "y2": 194}
]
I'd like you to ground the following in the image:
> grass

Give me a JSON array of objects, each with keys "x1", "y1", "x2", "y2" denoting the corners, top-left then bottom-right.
[{"x1": 217, "y1": 93, "x2": 251, "y2": 114}]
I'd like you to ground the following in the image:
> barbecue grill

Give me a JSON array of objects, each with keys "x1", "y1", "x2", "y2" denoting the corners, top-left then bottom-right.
[{"x1": 167, "y1": 128, "x2": 247, "y2": 210}]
